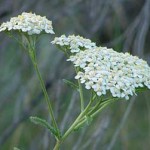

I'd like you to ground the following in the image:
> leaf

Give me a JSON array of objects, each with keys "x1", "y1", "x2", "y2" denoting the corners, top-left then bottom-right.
[
  {"x1": 30, "y1": 116, "x2": 60, "y2": 138},
  {"x1": 63, "y1": 79, "x2": 78, "y2": 89}
]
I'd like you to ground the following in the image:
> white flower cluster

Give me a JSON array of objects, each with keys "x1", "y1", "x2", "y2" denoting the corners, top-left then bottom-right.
[
  {"x1": 68, "y1": 47, "x2": 150, "y2": 100},
  {"x1": 51, "y1": 35, "x2": 96, "y2": 53},
  {"x1": 0, "y1": 12, "x2": 54, "y2": 35}
]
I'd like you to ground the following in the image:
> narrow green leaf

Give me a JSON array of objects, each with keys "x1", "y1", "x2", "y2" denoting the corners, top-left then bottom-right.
[
  {"x1": 63, "y1": 79, "x2": 78, "y2": 89},
  {"x1": 30, "y1": 116, "x2": 60, "y2": 138}
]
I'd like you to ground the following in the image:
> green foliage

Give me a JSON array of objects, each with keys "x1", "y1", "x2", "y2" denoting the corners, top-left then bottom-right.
[{"x1": 30, "y1": 116, "x2": 61, "y2": 139}]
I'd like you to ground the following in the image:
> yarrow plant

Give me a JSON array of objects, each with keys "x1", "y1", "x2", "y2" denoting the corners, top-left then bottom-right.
[
  {"x1": 0, "y1": 12, "x2": 54, "y2": 34},
  {"x1": 67, "y1": 47, "x2": 150, "y2": 100},
  {"x1": 51, "y1": 34, "x2": 96, "y2": 53},
  {"x1": 0, "y1": 12, "x2": 150, "y2": 150}
]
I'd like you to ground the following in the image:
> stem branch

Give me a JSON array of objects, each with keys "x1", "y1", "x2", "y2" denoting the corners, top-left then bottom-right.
[
  {"x1": 53, "y1": 140, "x2": 61, "y2": 150},
  {"x1": 62, "y1": 98, "x2": 93, "y2": 141},
  {"x1": 74, "y1": 98, "x2": 119, "y2": 130},
  {"x1": 78, "y1": 79, "x2": 84, "y2": 112},
  {"x1": 33, "y1": 62, "x2": 59, "y2": 132},
  {"x1": 27, "y1": 40, "x2": 59, "y2": 136}
]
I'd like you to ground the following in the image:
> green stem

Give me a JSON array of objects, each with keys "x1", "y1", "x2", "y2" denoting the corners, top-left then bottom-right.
[
  {"x1": 78, "y1": 79, "x2": 84, "y2": 112},
  {"x1": 53, "y1": 140, "x2": 61, "y2": 150},
  {"x1": 62, "y1": 98, "x2": 93, "y2": 141},
  {"x1": 27, "y1": 41, "x2": 59, "y2": 136},
  {"x1": 74, "y1": 99, "x2": 117, "y2": 129},
  {"x1": 10, "y1": 33, "x2": 26, "y2": 50},
  {"x1": 33, "y1": 62, "x2": 59, "y2": 132},
  {"x1": 75, "y1": 67, "x2": 84, "y2": 112},
  {"x1": 63, "y1": 50, "x2": 84, "y2": 112},
  {"x1": 73, "y1": 95, "x2": 101, "y2": 126},
  {"x1": 87, "y1": 97, "x2": 103, "y2": 115}
]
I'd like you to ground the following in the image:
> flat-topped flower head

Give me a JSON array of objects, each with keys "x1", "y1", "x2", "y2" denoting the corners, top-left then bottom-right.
[
  {"x1": 51, "y1": 35, "x2": 96, "y2": 53},
  {"x1": 0, "y1": 12, "x2": 54, "y2": 35},
  {"x1": 68, "y1": 47, "x2": 150, "y2": 100}
]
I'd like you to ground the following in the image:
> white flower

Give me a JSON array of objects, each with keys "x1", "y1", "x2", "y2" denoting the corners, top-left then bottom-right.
[
  {"x1": 0, "y1": 12, "x2": 54, "y2": 35},
  {"x1": 51, "y1": 35, "x2": 96, "y2": 53},
  {"x1": 68, "y1": 47, "x2": 150, "y2": 100}
]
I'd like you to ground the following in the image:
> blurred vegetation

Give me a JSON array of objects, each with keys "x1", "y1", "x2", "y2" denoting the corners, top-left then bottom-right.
[{"x1": 0, "y1": 0, "x2": 150, "y2": 150}]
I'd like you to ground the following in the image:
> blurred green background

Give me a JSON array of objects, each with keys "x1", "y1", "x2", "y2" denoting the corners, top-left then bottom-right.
[{"x1": 0, "y1": 0, "x2": 150, "y2": 150}]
